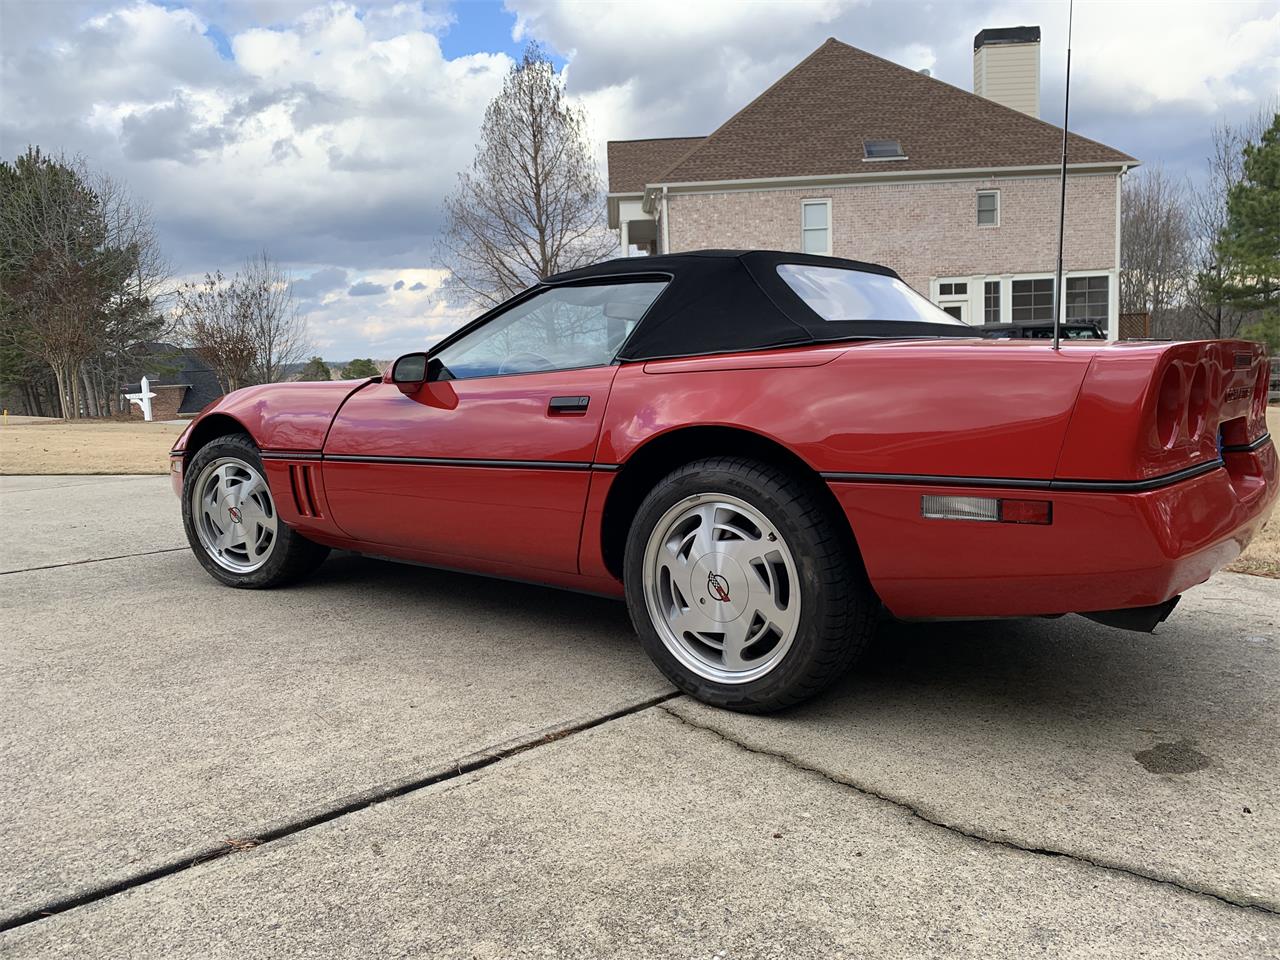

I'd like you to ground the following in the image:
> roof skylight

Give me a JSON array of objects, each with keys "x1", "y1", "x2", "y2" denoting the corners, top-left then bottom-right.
[{"x1": 863, "y1": 139, "x2": 906, "y2": 161}]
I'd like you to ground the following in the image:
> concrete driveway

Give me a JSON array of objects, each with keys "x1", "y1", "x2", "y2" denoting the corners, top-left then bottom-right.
[{"x1": 1, "y1": 474, "x2": 1277, "y2": 957}]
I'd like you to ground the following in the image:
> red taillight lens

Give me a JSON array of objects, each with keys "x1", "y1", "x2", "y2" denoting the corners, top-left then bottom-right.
[
  {"x1": 1156, "y1": 364, "x2": 1183, "y2": 448},
  {"x1": 1187, "y1": 363, "x2": 1209, "y2": 441},
  {"x1": 999, "y1": 499, "x2": 1053, "y2": 524}
]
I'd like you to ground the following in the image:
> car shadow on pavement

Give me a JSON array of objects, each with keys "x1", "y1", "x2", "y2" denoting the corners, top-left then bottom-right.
[
  {"x1": 301, "y1": 552, "x2": 1270, "y2": 734},
  {"x1": 305, "y1": 550, "x2": 636, "y2": 633},
  {"x1": 846, "y1": 612, "x2": 1220, "y2": 727},
  {"x1": 301, "y1": 551, "x2": 1258, "y2": 737}
]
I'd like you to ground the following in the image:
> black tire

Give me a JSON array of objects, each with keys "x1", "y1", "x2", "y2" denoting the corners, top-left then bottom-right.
[
  {"x1": 624, "y1": 457, "x2": 877, "y2": 713},
  {"x1": 182, "y1": 433, "x2": 329, "y2": 589}
]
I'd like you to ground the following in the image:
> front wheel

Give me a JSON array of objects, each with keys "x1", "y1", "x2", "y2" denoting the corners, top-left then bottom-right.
[
  {"x1": 182, "y1": 433, "x2": 329, "y2": 588},
  {"x1": 624, "y1": 457, "x2": 877, "y2": 713}
]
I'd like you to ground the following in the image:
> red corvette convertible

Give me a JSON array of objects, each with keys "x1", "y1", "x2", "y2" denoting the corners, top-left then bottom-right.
[{"x1": 171, "y1": 251, "x2": 1276, "y2": 711}]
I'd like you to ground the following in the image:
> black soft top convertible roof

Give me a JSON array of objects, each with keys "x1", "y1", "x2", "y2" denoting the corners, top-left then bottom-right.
[{"x1": 543, "y1": 249, "x2": 973, "y2": 361}]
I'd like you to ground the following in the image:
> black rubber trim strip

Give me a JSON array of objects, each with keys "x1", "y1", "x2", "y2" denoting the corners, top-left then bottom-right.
[
  {"x1": 1222, "y1": 432, "x2": 1271, "y2": 454},
  {"x1": 1050, "y1": 459, "x2": 1224, "y2": 492},
  {"x1": 822, "y1": 458, "x2": 1225, "y2": 493},
  {"x1": 324, "y1": 454, "x2": 592, "y2": 470},
  {"x1": 260, "y1": 451, "x2": 323, "y2": 461},
  {"x1": 823, "y1": 471, "x2": 1052, "y2": 490},
  {"x1": 261, "y1": 451, "x2": 623, "y2": 471}
]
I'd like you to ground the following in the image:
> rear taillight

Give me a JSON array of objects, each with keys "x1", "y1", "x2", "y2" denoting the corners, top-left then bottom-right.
[
  {"x1": 1156, "y1": 364, "x2": 1184, "y2": 449},
  {"x1": 999, "y1": 499, "x2": 1053, "y2": 524},
  {"x1": 1187, "y1": 363, "x2": 1209, "y2": 442}
]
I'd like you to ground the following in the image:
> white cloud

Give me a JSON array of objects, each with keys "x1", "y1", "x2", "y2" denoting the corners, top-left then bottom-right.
[
  {"x1": 1, "y1": 0, "x2": 515, "y2": 357},
  {"x1": 299, "y1": 266, "x2": 461, "y2": 356},
  {"x1": 514, "y1": 0, "x2": 1279, "y2": 167},
  {"x1": 2, "y1": 0, "x2": 1276, "y2": 359}
]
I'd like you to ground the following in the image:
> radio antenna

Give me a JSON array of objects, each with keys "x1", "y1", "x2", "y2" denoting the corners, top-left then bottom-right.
[{"x1": 1052, "y1": 0, "x2": 1074, "y2": 351}]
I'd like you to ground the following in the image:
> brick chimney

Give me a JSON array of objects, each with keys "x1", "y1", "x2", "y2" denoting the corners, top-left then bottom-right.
[{"x1": 973, "y1": 26, "x2": 1041, "y2": 118}]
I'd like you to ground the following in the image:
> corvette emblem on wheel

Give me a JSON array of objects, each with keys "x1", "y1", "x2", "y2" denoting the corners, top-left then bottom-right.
[
  {"x1": 228, "y1": 506, "x2": 242, "y2": 524},
  {"x1": 707, "y1": 572, "x2": 732, "y2": 603}
]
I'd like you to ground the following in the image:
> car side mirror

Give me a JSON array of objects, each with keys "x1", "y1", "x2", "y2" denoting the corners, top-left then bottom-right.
[{"x1": 390, "y1": 352, "x2": 428, "y2": 394}]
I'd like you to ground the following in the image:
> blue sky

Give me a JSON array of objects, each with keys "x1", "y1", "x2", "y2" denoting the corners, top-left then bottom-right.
[{"x1": 1, "y1": 0, "x2": 1276, "y2": 360}]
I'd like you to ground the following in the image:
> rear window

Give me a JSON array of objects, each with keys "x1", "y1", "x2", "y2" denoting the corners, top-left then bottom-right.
[{"x1": 777, "y1": 264, "x2": 967, "y2": 326}]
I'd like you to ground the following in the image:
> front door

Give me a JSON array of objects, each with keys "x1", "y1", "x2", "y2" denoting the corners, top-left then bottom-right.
[{"x1": 322, "y1": 278, "x2": 668, "y2": 574}]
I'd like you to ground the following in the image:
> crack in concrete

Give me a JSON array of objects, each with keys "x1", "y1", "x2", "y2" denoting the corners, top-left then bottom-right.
[
  {"x1": 657, "y1": 703, "x2": 1278, "y2": 917},
  {"x1": 0, "y1": 691, "x2": 680, "y2": 934},
  {"x1": 0, "y1": 547, "x2": 188, "y2": 576},
  {"x1": 1, "y1": 476, "x2": 171, "y2": 494}
]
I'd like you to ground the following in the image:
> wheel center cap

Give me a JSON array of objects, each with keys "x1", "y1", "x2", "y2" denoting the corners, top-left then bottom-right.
[
  {"x1": 690, "y1": 553, "x2": 749, "y2": 623},
  {"x1": 227, "y1": 505, "x2": 242, "y2": 524}
]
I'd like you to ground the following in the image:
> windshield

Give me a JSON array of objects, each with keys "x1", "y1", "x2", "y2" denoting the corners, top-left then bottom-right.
[{"x1": 777, "y1": 263, "x2": 967, "y2": 326}]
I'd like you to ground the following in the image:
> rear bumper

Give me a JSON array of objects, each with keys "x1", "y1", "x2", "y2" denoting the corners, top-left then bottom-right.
[{"x1": 831, "y1": 439, "x2": 1277, "y2": 620}]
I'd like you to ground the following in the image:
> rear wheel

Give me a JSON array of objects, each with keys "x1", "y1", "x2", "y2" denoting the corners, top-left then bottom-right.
[
  {"x1": 624, "y1": 457, "x2": 877, "y2": 712},
  {"x1": 182, "y1": 433, "x2": 329, "y2": 588}
]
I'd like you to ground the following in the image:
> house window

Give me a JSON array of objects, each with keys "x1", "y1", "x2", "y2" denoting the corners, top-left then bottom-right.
[
  {"x1": 863, "y1": 139, "x2": 906, "y2": 161},
  {"x1": 977, "y1": 191, "x2": 999, "y2": 226},
  {"x1": 1066, "y1": 275, "x2": 1109, "y2": 324},
  {"x1": 938, "y1": 282, "x2": 968, "y2": 297},
  {"x1": 801, "y1": 200, "x2": 831, "y2": 255},
  {"x1": 984, "y1": 280, "x2": 1001, "y2": 322},
  {"x1": 1011, "y1": 278, "x2": 1054, "y2": 321}
]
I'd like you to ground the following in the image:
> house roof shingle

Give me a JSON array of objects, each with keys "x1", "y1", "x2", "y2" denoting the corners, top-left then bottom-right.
[
  {"x1": 607, "y1": 136, "x2": 705, "y2": 193},
  {"x1": 610, "y1": 38, "x2": 1134, "y2": 190}
]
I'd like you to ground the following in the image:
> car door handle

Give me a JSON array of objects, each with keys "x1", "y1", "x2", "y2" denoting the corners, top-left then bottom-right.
[{"x1": 548, "y1": 395, "x2": 590, "y2": 414}]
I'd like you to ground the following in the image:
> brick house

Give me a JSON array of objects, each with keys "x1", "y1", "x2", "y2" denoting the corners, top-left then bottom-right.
[
  {"x1": 607, "y1": 28, "x2": 1137, "y2": 337},
  {"x1": 122, "y1": 344, "x2": 223, "y2": 420}
]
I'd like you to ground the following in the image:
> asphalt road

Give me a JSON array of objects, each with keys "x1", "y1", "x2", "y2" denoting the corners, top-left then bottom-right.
[{"x1": 1, "y1": 474, "x2": 1277, "y2": 957}]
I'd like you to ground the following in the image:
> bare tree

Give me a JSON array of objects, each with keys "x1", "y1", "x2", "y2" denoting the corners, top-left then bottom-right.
[
  {"x1": 440, "y1": 43, "x2": 616, "y2": 308},
  {"x1": 87, "y1": 170, "x2": 170, "y2": 414},
  {"x1": 1185, "y1": 106, "x2": 1274, "y2": 338},
  {"x1": 173, "y1": 252, "x2": 309, "y2": 392},
  {"x1": 240, "y1": 251, "x2": 308, "y2": 384},
  {"x1": 173, "y1": 270, "x2": 257, "y2": 392},
  {"x1": 1121, "y1": 165, "x2": 1191, "y2": 329}
]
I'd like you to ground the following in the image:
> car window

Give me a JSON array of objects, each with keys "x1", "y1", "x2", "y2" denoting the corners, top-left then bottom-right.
[
  {"x1": 777, "y1": 264, "x2": 967, "y2": 326},
  {"x1": 433, "y1": 281, "x2": 668, "y2": 380},
  {"x1": 1024, "y1": 326, "x2": 1104, "y2": 339}
]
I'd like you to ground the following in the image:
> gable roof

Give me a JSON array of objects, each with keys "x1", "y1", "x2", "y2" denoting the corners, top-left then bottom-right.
[
  {"x1": 122, "y1": 343, "x2": 225, "y2": 414},
  {"x1": 612, "y1": 37, "x2": 1133, "y2": 190},
  {"x1": 608, "y1": 137, "x2": 706, "y2": 193}
]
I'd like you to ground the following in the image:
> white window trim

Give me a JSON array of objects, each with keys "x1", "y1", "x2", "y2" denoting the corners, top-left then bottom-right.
[
  {"x1": 931, "y1": 276, "x2": 977, "y2": 325},
  {"x1": 929, "y1": 271, "x2": 1117, "y2": 331},
  {"x1": 1005, "y1": 271, "x2": 1114, "y2": 327},
  {"x1": 977, "y1": 190, "x2": 1000, "y2": 227},
  {"x1": 800, "y1": 198, "x2": 833, "y2": 256},
  {"x1": 981, "y1": 279, "x2": 1002, "y2": 324}
]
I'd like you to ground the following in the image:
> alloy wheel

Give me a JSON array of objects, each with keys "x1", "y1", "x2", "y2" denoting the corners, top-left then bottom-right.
[
  {"x1": 191, "y1": 456, "x2": 278, "y2": 574},
  {"x1": 642, "y1": 494, "x2": 800, "y2": 684}
]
